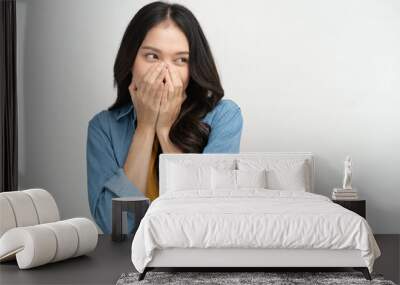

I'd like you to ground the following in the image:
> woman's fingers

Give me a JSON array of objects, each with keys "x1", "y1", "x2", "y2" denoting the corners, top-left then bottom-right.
[
  {"x1": 134, "y1": 63, "x2": 156, "y2": 93},
  {"x1": 142, "y1": 62, "x2": 161, "y2": 83},
  {"x1": 148, "y1": 69, "x2": 167, "y2": 111},
  {"x1": 141, "y1": 62, "x2": 165, "y2": 95},
  {"x1": 153, "y1": 76, "x2": 165, "y2": 107},
  {"x1": 137, "y1": 63, "x2": 160, "y2": 94},
  {"x1": 160, "y1": 81, "x2": 168, "y2": 108},
  {"x1": 164, "y1": 66, "x2": 174, "y2": 101},
  {"x1": 167, "y1": 65, "x2": 183, "y2": 100},
  {"x1": 168, "y1": 65, "x2": 181, "y2": 87},
  {"x1": 149, "y1": 65, "x2": 167, "y2": 98}
]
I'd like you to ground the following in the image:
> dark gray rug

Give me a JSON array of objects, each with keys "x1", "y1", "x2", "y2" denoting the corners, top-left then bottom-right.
[{"x1": 116, "y1": 271, "x2": 397, "y2": 285}]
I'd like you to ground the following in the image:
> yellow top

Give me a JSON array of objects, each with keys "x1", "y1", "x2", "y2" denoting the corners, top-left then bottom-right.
[{"x1": 145, "y1": 135, "x2": 160, "y2": 202}]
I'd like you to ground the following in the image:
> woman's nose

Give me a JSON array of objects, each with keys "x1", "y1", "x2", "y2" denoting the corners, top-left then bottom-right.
[{"x1": 161, "y1": 61, "x2": 170, "y2": 68}]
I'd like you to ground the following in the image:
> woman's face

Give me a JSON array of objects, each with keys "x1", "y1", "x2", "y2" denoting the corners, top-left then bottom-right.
[{"x1": 132, "y1": 19, "x2": 190, "y2": 92}]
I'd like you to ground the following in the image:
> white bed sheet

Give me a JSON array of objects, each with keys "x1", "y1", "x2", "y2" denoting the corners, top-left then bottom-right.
[{"x1": 131, "y1": 189, "x2": 381, "y2": 273}]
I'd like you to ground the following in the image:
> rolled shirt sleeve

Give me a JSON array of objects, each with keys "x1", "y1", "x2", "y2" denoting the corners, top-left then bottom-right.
[
  {"x1": 103, "y1": 168, "x2": 143, "y2": 197},
  {"x1": 203, "y1": 102, "x2": 244, "y2": 153},
  {"x1": 86, "y1": 115, "x2": 145, "y2": 235}
]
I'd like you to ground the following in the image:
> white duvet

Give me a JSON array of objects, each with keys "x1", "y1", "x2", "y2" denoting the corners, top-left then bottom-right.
[{"x1": 131, "y1": 189, "x2": 381, "y2": 273}]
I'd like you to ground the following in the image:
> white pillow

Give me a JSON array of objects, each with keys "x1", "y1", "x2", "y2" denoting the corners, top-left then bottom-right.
[
  {"x1": 237, "y1": 159, "x2": 309, "y2": 191},
  {"x1": 211, "y1": 168, "x2": 237, "y2": 190},
  {"x1": 211, "y1": 168, "x2": 268, "y2": 190},
  {"x1": 266, "y1": 165, "x2": 307, "y2": 191},
  {"x1": 237, "y1": 169, "x2": 268, "y2": 188},
  {"x1": 166, "y1": 158, "x2": 236, "y2": 170},
  {"x1": 167, "y1": 162, "x2": 212, "y2": 191}
]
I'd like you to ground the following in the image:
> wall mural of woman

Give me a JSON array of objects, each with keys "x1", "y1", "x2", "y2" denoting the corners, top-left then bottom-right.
[{"x1": 86, "y1": 1, "x2": 243, "y2": 235}]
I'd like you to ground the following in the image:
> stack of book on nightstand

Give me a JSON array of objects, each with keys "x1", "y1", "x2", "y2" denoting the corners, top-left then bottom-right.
[{"x1": 332, "y1": 188, "x2": 358, "y2": 200}]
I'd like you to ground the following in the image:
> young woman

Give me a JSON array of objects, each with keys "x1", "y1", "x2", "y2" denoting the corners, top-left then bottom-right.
[{"x1": 86, "y1": 1, "x2": 243, "y2": 235}]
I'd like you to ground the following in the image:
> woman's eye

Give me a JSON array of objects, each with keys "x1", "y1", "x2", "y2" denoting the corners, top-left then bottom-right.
[
  {"x1": 176, "y1": 58, "x2": 188, "y2": 64},
  {"x1": 145, "y1": 53, "x2": 158, "y2": 61},
  {"x1": 145, "y1": 53, "x2": 188, "y2": 64}
]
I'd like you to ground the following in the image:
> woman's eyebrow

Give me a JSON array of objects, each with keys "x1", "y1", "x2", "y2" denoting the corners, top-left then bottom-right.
[{"x1": 141, "y1": 45, "x2": 189, "y2": 55}]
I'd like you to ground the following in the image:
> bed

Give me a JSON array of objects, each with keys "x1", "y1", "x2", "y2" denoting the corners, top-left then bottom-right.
[{"x1": 130, "y1": 152, "x2": 381, "y2": 281}]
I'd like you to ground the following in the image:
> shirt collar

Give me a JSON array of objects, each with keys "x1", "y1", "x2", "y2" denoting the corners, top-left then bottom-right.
[{"x1": 115, "y1": 104, "x2": 136, "y2": 123}]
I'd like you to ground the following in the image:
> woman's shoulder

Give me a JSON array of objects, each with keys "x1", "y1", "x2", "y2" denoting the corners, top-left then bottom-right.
[
  {"x1": 215, "y1": 98, "x2": 241, "y2": 112},
  {"x1": 88, "y1": 109, "x2": 110, "y2": 131},
  {"x1": 203, "y1": 98, "x2": 242, "y2": 125},
  {"x1": 88, "y1": 104, "x2": 131, "y2": 130}
]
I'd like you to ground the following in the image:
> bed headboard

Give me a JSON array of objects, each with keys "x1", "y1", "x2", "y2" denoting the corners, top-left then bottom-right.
[{"x1": 159, "y1": 152, "x2": 315, "y2": 196}]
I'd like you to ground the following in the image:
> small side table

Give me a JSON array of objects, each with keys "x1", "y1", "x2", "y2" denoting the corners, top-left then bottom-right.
[
  {"x1": 112, "y1": 197, "x2": 150, "y2": 242},
  {"x1": 332, "y1": 199, "x2": 366, "y2": 219}
]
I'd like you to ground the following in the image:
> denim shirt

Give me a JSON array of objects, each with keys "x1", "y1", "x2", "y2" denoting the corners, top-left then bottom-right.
[{"x1": 86, "y1": 98, "x2": 243, "y2": 234}]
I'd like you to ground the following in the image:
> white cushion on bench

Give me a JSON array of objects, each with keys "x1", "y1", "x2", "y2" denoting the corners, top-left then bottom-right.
[
  {"x1": 0, "y1": 189, "x2": 98, "y2": 269},
  {"x1": 0, "y1": 218, "x2": 98, "y2": 269}
]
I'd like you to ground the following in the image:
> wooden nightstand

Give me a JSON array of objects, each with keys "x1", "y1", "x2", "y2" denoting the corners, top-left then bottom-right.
[{"x1": 332, "y1": 199, "x2": 366, "y2": 219}]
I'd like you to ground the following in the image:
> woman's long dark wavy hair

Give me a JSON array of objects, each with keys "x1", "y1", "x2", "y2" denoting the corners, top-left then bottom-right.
[{"x1": 110, "y1": 1, "x2": 224, "y2": 158}]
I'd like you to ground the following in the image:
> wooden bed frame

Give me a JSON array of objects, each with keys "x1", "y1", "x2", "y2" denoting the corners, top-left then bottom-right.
[{"x1": 137, "y1": 152, "x2": 373, "y2": 281}]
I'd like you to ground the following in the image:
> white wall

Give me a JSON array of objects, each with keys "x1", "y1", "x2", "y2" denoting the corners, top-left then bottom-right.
[{"x1": 16, "y1": 0, "x2": 400, "y2": 234}]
